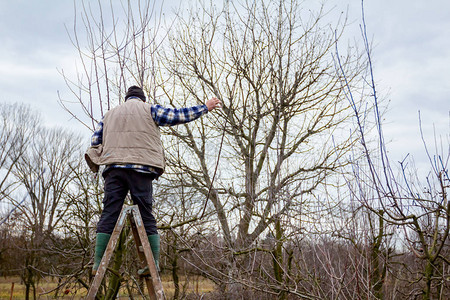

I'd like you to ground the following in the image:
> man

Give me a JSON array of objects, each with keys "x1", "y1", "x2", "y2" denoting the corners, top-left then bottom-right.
[{"x1": 85, "y1": 86, "x2": 221, "y2": 275}]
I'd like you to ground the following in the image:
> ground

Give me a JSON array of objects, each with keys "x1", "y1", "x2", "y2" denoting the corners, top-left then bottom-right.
[{"x1": 0, "y1": 275, "x2": 215, "y2": 299}]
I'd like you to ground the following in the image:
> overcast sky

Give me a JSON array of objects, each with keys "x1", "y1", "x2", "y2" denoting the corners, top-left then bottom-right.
[{"x1": 0, "y1": 0, "x2": 449, "y2": 174}]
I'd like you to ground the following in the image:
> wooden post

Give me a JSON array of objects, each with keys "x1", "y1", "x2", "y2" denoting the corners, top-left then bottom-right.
[{"x1": 9, "y1": 282, "x2": 14, "y2": 300}]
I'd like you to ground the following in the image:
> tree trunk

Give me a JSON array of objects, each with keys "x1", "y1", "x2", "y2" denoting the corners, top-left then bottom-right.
[
  {"x1": 105, "y1": 229, "x2": 126, "y2": 299},
  {"x1": 272, "y1": 219, "x2": 286, "y2": 300},
  {"x1": 172, "y1": 250, "x2": 180, "y2": 300},
  {"x1": 25, "y1": 283, "x2": 30, "y2": 300},
  {"x1": 422, "y1": 261, "x2": 434, "y2": 300},
  {"x1": 371, "y1": 212, "x2": 385, "y2": 299}
]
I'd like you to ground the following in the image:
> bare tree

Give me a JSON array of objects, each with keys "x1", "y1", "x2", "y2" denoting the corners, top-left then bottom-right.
[
  {"x1": 158, "y1": 0, "x2": 365, "y2": 296},
  {"x1": 7, "y1": 127, "x2": 84, "y2": 299},
  {"x1": 59, "y1": 0, "x2": 168, "y2": 130},
  {"x1": 0, "y1": 102, "x2": 40, "y2": 202},
  {"x1": 59, "y1": 1, "x2": 172, "y2": 297},
  {"x1": 334, "y1": 3, "x2": 450, "y2": 298}
]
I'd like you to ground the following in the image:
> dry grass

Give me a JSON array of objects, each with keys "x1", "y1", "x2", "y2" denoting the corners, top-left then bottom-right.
[
  {"x1": 0, "y1": 276, "x2": 83, "y2": 299},
  {"x1": 0, "y1": 275, "x2": 215, "y2": 299}
]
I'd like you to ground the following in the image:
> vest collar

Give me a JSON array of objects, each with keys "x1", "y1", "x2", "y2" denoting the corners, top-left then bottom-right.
[{"x1": 126, "y1": 96, "x2": 145, "y2": 102}]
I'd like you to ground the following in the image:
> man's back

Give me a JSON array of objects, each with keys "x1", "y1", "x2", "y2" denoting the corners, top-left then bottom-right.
[{"x1": 101, "y1": 98, "x2": 165, "y2": 170}]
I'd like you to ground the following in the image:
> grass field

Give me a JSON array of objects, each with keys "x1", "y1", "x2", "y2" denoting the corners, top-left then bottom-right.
[{"x1": 0, "y1": 275, "x2": 215, "y2": 299}]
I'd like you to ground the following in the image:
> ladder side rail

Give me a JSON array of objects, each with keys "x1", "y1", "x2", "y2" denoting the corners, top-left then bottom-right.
[
  {"x1": 128, "y1": 209, "x2": 158, "y2": 300},
  {"x1": 86, "y1": 206, "x2": 132, "y2": 299},
  {"x1": 131, "y1": 206, "x2": 166, "y2": 300}
]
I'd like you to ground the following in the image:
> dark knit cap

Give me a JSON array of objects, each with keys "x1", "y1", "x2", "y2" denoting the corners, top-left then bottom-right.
[{"x1": 125, "y1": 86, "x2": 146, "y2": 101}]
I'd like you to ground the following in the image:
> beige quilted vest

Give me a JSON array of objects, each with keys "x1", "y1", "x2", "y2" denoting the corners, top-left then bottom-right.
[{"x1": 86, "y1": 98, "x2": 165, "y2": 173}]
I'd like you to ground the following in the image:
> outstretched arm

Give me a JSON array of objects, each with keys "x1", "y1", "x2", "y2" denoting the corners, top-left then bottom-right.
[{"x1": 151, "y1": 98, "x2": 221, "y2": 126}]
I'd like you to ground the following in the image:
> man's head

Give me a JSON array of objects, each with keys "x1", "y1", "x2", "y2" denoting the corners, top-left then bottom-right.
[{"x1": 125, "y1": 86, "x2": 146, "y2": 102}]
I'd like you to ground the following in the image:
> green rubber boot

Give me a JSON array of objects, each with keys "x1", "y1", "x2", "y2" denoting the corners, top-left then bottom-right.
[
  {"x1": 92, "y1": 233, "x2": 111, "y2": 275},
  {"x1": 138, "y1": 234, "x2": 160, "y2": 276}
]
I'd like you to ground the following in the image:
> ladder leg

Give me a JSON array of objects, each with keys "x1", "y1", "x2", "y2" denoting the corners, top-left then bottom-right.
[
  {"x1": 130, "y1": 206, "x2": 166, "y2": 300},
  {"x1": 86, "y1": 206, "x2": 132, "y2": 299}
]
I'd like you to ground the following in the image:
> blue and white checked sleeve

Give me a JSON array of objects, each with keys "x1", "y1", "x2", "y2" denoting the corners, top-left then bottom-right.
[
  {"x1": 151, "y1": 104, "x2": 208, "y2": 126},
  {"x1": 91, "y1": 119, "x2": 104, "y2": 146}
]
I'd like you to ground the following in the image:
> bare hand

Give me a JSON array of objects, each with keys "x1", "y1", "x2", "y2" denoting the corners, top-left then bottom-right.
[{"x1": 206, "y1": 97, "x2": 221, "y2": 111}]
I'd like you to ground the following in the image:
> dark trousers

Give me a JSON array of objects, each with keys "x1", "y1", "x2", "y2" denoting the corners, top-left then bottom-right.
[{"x1": 97, "y1": 168, "x2": 157, "y2": 235}]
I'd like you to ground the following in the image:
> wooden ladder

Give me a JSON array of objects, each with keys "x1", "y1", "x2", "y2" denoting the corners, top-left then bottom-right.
[{"x1": 86, "y1": 205, "x2": 166, "y2": 300}]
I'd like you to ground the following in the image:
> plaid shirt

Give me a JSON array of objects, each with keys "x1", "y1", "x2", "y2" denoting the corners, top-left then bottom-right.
[{"x1": 91, "y1": 97, "x2": 208, "y2": 175}]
